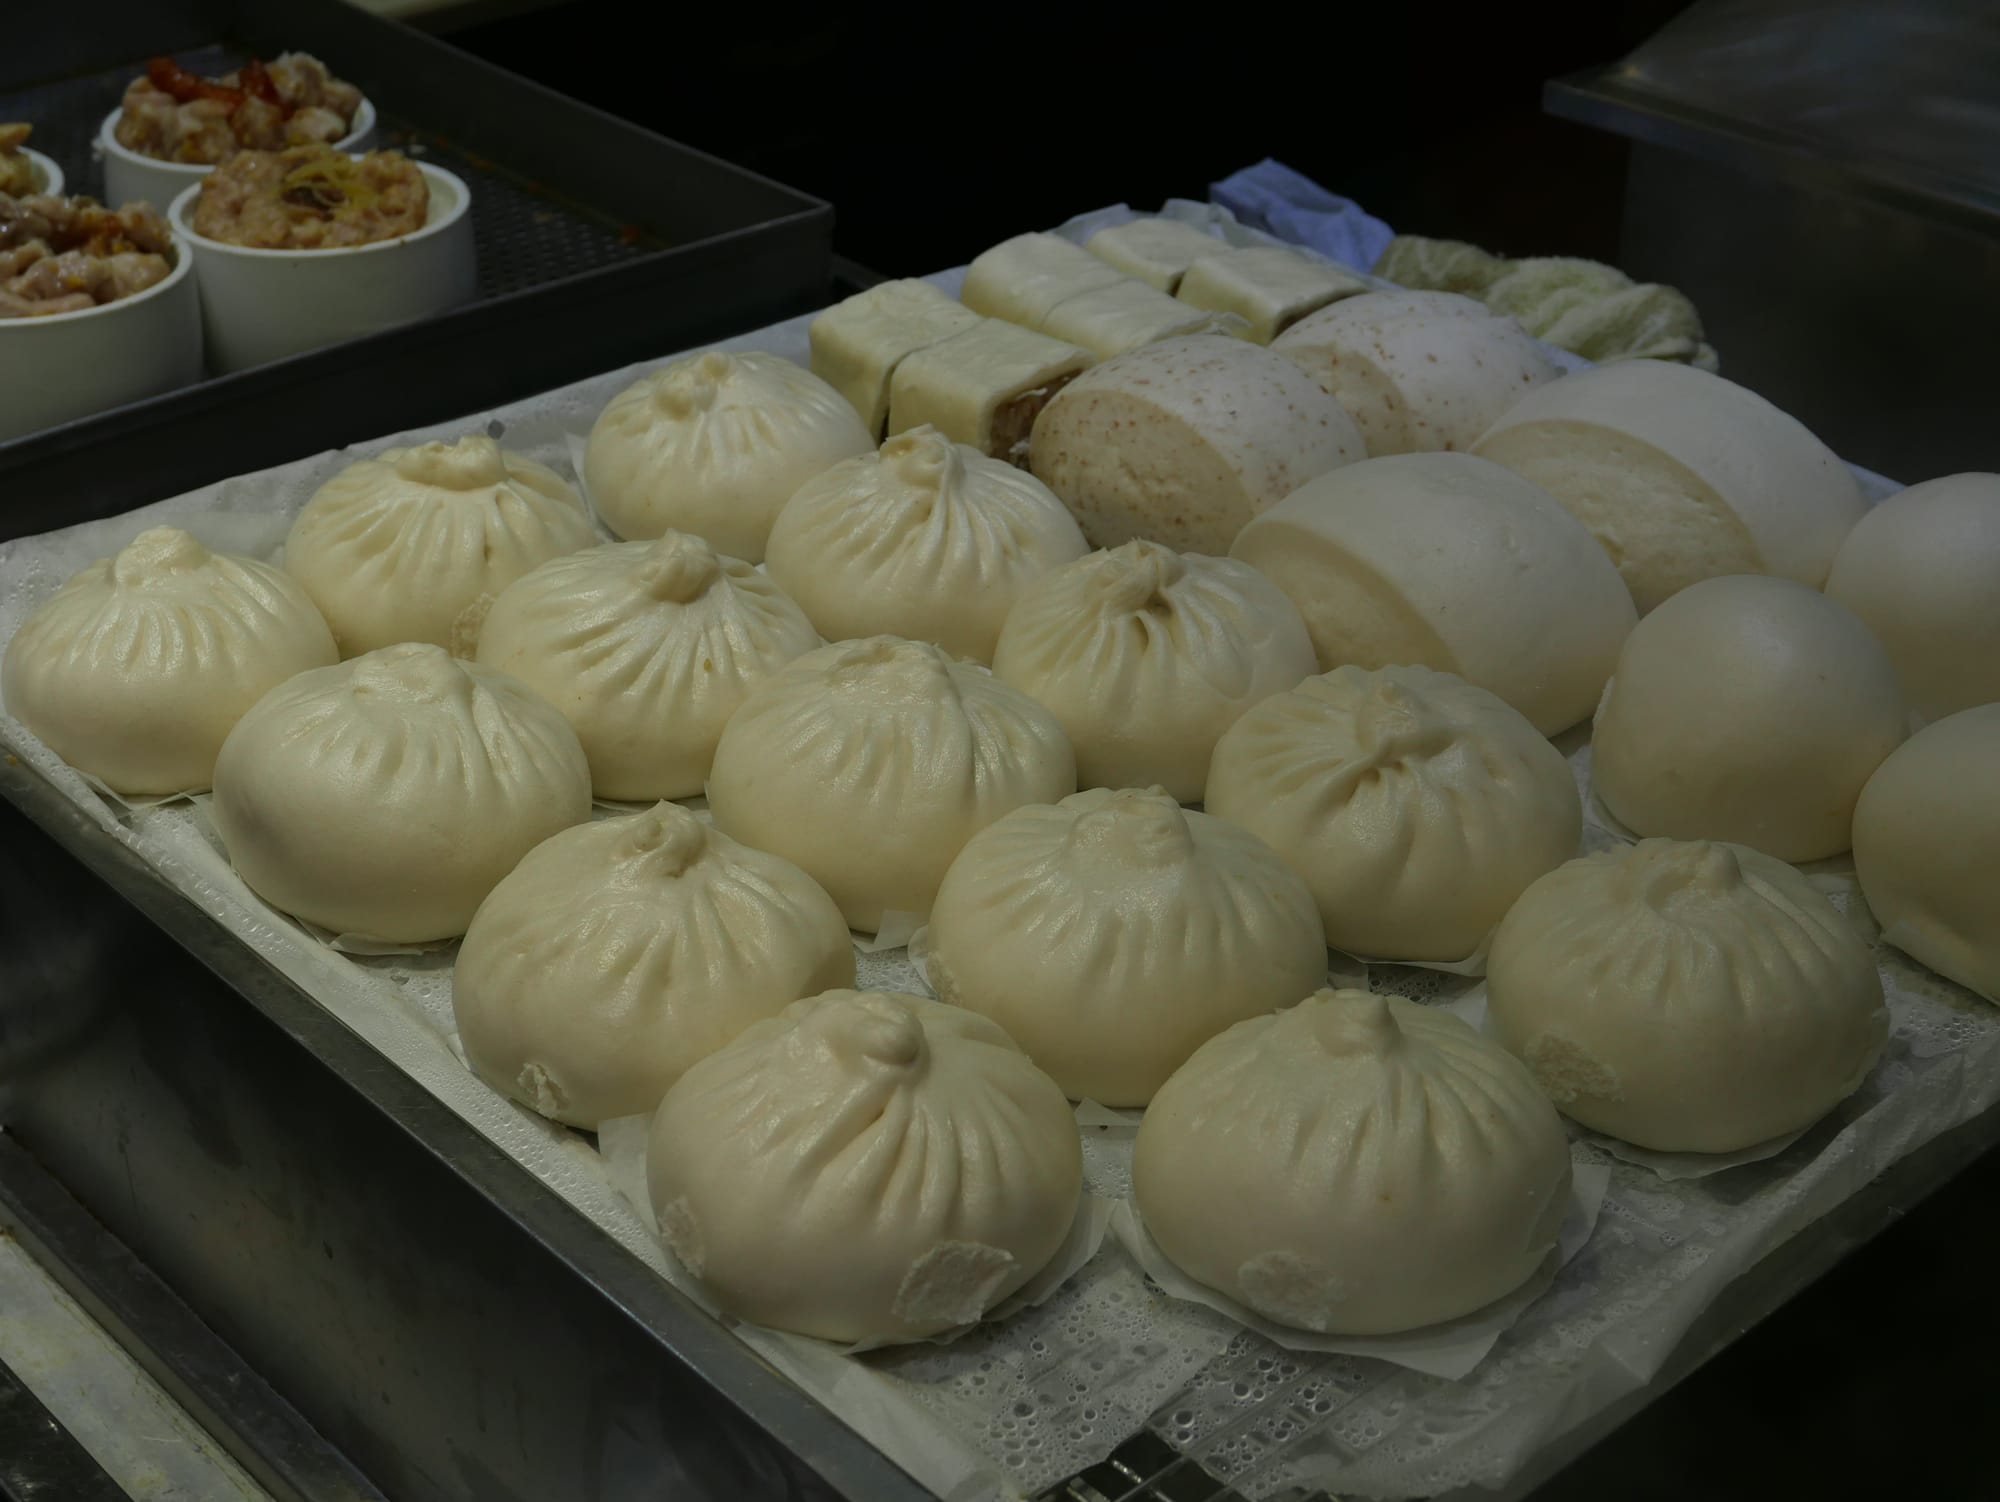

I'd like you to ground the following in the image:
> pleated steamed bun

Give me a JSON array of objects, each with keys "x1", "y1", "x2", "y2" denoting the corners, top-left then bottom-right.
[
  {"x1": 926, "y1": 787, "x2": 1328, "y2": 1107},
  {"x1": 707, "y1": 636, "x2": 1076, "y2": 932},
  {"x1": 1825, "y1": 473, "x2": 2000, "y2": 722},
  {"x1": 454, "y1": 802, "x2": 854, "y2": 1127},
  {"x1": 1134, "y1": 989, "x2": 1571, "y2": 1335},
  {"x1": 647, "y1": 989, "x2": 1082, "y2": 1344},
  {"x1": 3, "y1": 527, "x2": 336, "y2": 794},
  {"x1": 1206, "y1": 665, "x2": 1581, "y2": 964},
  {"x1": 1228, "y1": 453, "x2": 1636, "y2": 735},
  {"x1": 584, "y1": 350, "x2": 872, "y2": 563},
  {"x1": 210, "y1": 643, "x2": 592, "y2": 942},
  {"x1": 1488, "y1": 839, "x2": 1888, "y2": 1152},
  {"x1": 1472, "y1": 360, "x2": 1866, "y2": 613},
  {"x1": 765, "y1": 425, "x2": 1088, "y2": 662},
  {"x1": 1271, "y1": 290, "x2": 1560, "y2": 456},
  {"x1": 474, "y1": 531, "x2": 820, "y2": 801},
  {"x1": 991, "y1": 540, "x2": 1318, "y2": 802},
  {"x1": 1591, "y1": 575, "x2": 1907, "y2": 862},
  {"x1": 1853, "y1": 705, "x2": 2000, "y2": 1003},
  {"x1": 284, "y1": 435, "x2": 596, "y2": 657}
]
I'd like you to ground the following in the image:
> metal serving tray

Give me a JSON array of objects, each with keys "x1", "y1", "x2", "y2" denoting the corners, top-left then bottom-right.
[{"x1": 0, "y1": 0, "x2": 834, "y2": 530}]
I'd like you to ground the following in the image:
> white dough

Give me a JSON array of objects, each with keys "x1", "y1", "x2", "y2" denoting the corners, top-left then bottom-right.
[
  {"x1": 474, "y1": 531, "x2": 820, "y2": 801},
  {"x1": 583, "y1": 350, "x2": 872, "y2": 563},
  {"x1": 1028, "y1": 336, "x2": 1364, "y2": 556},
  {"x1": 1592, "y1": 575, "x2": 1907, "y2": 862},
  {"x1": 1206, "y1": 665, "x2": 1581, "y2": 963},
  {"x1": 453, "y1": 802, "x2": 854, "y2": 1127},
  {"x1": 1083, "y1": 217, "x2": 1226, "y2": 292},
  {"x1": 1472, "y1": 360, "x2": 1866, "y2": 613},
  {"x1": 1488, "y1": 839, "x2": 1888, "y2": 1152},
  {"x1": 285, "y1": 435, "x2": 596, "y2": 657},
  {"x1": 1134, "y1": 989, "x2": 1571, "y2": 1335},
  {"x1": 991, "y1": 540, "x2": 1318, "y2": 802},
  {"x1": 706, "y1": 636, "x2": 1076, "y2": 932},
  {"x1": 1273, "y1": 290, "x2": 1559, "y2": 457},
  {"x1": 1174, "y1": 246, "x2": 1368, "y2": 344},
  {"x1": 927, "y1": 787, "x2": 1328, "y2": 1106},
  {"x1": 1037, "y1": 279, "x2": 1226, "y2": 359},
  {"x1": 764, "y1": 426, "x2": 1087, "y2": 663},
  {"x1": 1227, "y1": 453, "x2": 1636, "y2": 735},
  {"x1": 647, "y1": 989, "x2": 1082, "y2": 1344},
  {"x1": 1853, "y1": 705, "x2": 2000, "y2": 1003},
  {"x1": 1825, "y1": 472, "x2": 2000, "y2": 721},
  {"x1": 960, "y1": 231, "x2": 1127, "y2": 325},
  {"x1": 209, "y1": 643, "x2": 591, "y2": 942},
  {"x1": 808, "y1": 278, "x2": 982, "y2": 438},
  {"x1": 3, "y1": 527, "x2": 336, "y2": 794}
]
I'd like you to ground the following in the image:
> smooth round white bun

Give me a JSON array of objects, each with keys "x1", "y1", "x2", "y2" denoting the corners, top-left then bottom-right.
[
  {"x1": 1825, "y1": 473, "x2": 2000, "y2": 722},
  {"x1": 1472, "y1": 360, "x2": 1866, "y2": 614},
  {"x1": 1853, "y1": 704, "x2": 2000, "y2": 1003},
  {"x1": 3, "y1": 527, "x2": 336, "y2": 794},
  {"x1": 584, "y1": 349, "x2": 873, "y2": 563},
  {"x1": 706, "y1": 636, "x2": 1076, "y2": 932},
  {"x1": 1207, "y1": 664, "x2": 1581, "y2": 963},
  {"x1": 1134, "y1": 989, "x2": 1571, "y2": 1335},
  {"x1": 284, "y1": 435, "x2": 596, "y2": 657},
  {"x1": 1488, "y1": 839, "x2": 1887, "y2": 1152},
  {"x1": 765, "y1": 425, "x2": 1087, "y2": 663},
  {"x1": 647, "y1": 989, "x2": 1082, "y2": 1344},
  {"x1": 991, "y1": 539, "x2": 1317, "y2": 802},
  {"x1": 926, "y1": 787, "x2": 1328, "y2": 1107},
  {"x1": 1271, "y1": 290, "x2": 1560, "y2": 457},
  {"x1": 454, "y1": 802, "x2": 854, "y2": 1127},
  {"x1": 210, "y1": 643, "x2": 592, "y2": 942},
  {"x1": 474, "y1": 531, "x2": 820, "y2": 801},
  {"x1": 1027, "y1": 335, "x2": 1363, "y2": 556},
  {"x1": 1228, "y1": 452, "x2": 1635, "y2": 735},
  {"x1": 1591, "y1": 575, "x2": 1907, "y2": 862}
]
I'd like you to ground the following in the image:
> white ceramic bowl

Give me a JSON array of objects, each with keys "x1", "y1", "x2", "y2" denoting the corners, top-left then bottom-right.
[
  {"x1": 169, "y1": 161, "x2": 474, "y2": 372},
  {"x1": 0, "y1": 232, "x2": 202, "y2": 442},
  {"x1": 98, "y1": 95, "x2": 377, "y2": 212},
  {"x1": 23, "y1": 148, "x2": 64, "y2": 197}
]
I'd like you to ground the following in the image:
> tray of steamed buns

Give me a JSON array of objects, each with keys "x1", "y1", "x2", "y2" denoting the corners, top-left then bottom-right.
[{"x1": 1, "y1": 199, "x2": 1996, "y2": 1502}]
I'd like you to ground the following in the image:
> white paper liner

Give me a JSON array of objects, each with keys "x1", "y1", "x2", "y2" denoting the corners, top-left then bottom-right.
[
  {"x1": 1074, "y1": 1100, "x2": 1143, "y2": 1131},
  {"x1": 1334, "y1": 936, "x2": 1490, "y2": 979},
  {"x1": 593, "y1": 1109, "x2": 1112, "y2": 1354},
  {"x1": 856, "y1": 909, "x2": 926, "y2": 953},
  {"x1": 0, "y1": 202, "x2": 1981, "y2": 1502},
  {"x1": 1109, "y1": 1156, "x2": 1611, "y2": 1381}
]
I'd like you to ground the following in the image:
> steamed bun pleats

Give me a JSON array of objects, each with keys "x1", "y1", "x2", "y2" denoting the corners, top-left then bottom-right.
[
  {"x1": 1206, "y1": 665, "x2": 1581, "y2": 965},
  {"x1": 1134, "y1": 990, "x2": 1571, "y2": 1335},
  {"x1": 764, "y1": 426, "x2": 1086, "y2": 663},
  {"x1": 991, "y1": 540, "x2": 1318, "y2": 802},
  {"x1": 3, "y1": 527, "x2": 336, "y2": 794},
  {"x1": 453, "y1": 803, "x2": 854, "y2": 1127},
  {"x1": 647, "y1": 989, "x2": 1082, "y2": 1344},
  {"x1": 209, "y1": 643, "x2": 591, "y2": 943},
  {"x1": 1487, "y1": 839, "x2": 1888, "y2": 1153},
  {"x1": 926, "y1": 788, "x2": 1327, "y2": 1107},
  {"x1": 706, "y1": 636, "x2": 1075, "y2": 934},
  {"x1": 284, "y1": 435, "x2": 596, "y2": 657},
  {"x1": 583, "y1": 350, "x2": 872, "y2": 563},
  {"x1": 475, "y1": 530, "x2": 819, "y2": 801}
]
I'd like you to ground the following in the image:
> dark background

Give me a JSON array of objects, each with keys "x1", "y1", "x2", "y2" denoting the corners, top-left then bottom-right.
[{"x1": 442, "y1": 1, "x2": 1694, "y2": 275}]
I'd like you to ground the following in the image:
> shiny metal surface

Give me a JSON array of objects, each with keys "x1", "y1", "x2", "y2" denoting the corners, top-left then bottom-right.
[
  {"x1": 0, "y1": 753, "x2": 927, "y2": 1502},
  {"x1": 0, "y1": 1352, "x2": 129, "y2": 1502}
]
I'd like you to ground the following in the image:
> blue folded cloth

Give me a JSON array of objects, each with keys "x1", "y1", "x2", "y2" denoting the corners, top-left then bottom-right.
[{"x1": 1211, "y1": 159, "x2": 1396, "y2": 273}]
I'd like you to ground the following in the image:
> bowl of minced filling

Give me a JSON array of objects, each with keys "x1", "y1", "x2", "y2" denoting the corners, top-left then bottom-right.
[
  {"x1": 191, "y1": 146, "x2": 427, "y2": 250},
  {"x1": 0, "y1": 191, "x2": 201, "y2": 442},
  {"x1": 99, "y1": 53, "x2": 375, "y2": 213},
  {"x1": 169, "y1": 145, "x2": 475, "y2": 372}
]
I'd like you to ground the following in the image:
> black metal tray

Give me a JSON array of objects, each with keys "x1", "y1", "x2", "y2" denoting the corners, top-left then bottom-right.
[{"x1": 0, "y1": 0, "x2": 833, "y2": 533}]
